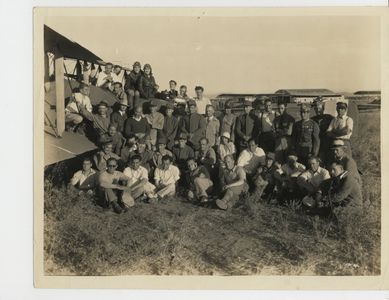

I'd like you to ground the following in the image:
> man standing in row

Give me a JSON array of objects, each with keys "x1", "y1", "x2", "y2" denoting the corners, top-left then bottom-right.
[
  {"x1": 273, "y1": 101, "x2": 295, "y2": 163},
  {"x1": 180, "y1": 100, "x2": 206, "y2": 150},
  {"x1": 259, "y1": 97, "x2": 276, "y2": 153},
  {"x1": 327, "y1": 101, "x2": 354, "y2": 157},
  {"x1": 205, "y1": 104, "x2": 220, "y2": 148},
  {"x1": 194, "y1": 86, "x2": 211, "y2": 115},
  {"x1": 311, "y1": 98, "x2": 333, "y2": 164},
  {"x1": 235, "y1": 101, "x2": 257, "y2": 153},
  {"x1": 292, "y1": 104, "x2": 320, "y2": 166}
]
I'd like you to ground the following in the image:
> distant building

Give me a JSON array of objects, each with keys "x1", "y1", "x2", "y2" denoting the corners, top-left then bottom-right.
[{"x1": 275, "y1": 89, "x2": 344, "y2": 104}]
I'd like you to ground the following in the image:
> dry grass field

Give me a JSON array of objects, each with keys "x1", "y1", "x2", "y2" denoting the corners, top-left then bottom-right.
[{"x1": 43, "y1": 110, "x2": 380, "y2": 276}]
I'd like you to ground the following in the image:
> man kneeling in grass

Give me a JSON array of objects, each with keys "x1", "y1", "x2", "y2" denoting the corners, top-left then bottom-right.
[
  {"x1": 153, "y1": 155, "x2": 180, "y2": 201},
  {"x1": 69, "y1": 157, "x2": 97, "y2": 196},
  {"x1": 186, "y1": 158, "x2": 213, "y2": 204},
  {"x1": 296, "y1": 156, "x2": 330, "y2": 197},
  {"x1": 215, "y1": 155, "x2": 248, "y2": 210},
  {"x1": 98, "y1": 157, "x2": 134, "y2": 214},
  {"x1": 123, "y1": 154, "x2": 157, "y2": 202},
  {"x1": 303, "y1": 162, "x2": 362, "y2": 215},
  {"x1": 273, "y1": 154, "x2": 306, "y2": 204}
]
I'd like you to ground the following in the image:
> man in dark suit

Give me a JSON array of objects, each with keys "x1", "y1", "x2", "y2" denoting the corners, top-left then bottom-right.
[
  {"x1": 303, "y1": 162, "x2": 362, "y2": 215},
  {"x1": 235, "y1": 100, "x2": 258, "y2": 154},
  {"x1": 179, "y1": 100, "x2": 206, "y2": 150}
]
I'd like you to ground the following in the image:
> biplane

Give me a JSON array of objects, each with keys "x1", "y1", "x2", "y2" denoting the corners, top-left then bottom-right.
[{"x1": 44, "y1": 25, "x2": 125, "y2": 166}]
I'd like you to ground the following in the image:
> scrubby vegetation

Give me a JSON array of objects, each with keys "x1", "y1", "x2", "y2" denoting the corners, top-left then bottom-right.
[{"x1": 44, "y1": 112, "x2": 380, "y2": 275}]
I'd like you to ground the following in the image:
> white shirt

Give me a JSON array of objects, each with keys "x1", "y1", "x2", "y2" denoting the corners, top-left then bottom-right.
[
  {"x1": 154, "y1": 165, "x2": 180, "y2": 186},
  {"x1": 260, "y1": 111, "x2": 276, "y2": 133},
  {"x1": 66, "y1": 92, "x2": 92, "y2": 114},
  {"x1": 327, "y1": 115, "x2": 353, "y2": 140},
  {"x1": 237, "y1": 147, "x2": 265, "y2": 168},
  {"x1": 218, "y1": 142, "x2": 236, "y2": 161},
  {"x1": 123, "y1": 166, "x2": 149, "y2": 187},
  {"x1": 96, "y1": 71, "x2": 119, "y2": 90},
  {"x1": 299, "y1": 166, "x2": 330, "y2": 189},
  {"x1": 194, "y1": 96, "x2": 211, "y2": 115},
  {"x1": 70, "y1": 168, "x2": 96, "y2": 186}
]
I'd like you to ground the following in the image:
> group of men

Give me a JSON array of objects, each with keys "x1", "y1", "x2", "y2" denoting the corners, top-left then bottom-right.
[{"x1": 67, "y1": 62, "x2": 362, "y2": 215}]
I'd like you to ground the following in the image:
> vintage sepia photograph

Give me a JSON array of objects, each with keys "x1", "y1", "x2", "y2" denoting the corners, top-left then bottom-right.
[{"x1": 34, "y1": 7, "x2": 387, "y2": 288}]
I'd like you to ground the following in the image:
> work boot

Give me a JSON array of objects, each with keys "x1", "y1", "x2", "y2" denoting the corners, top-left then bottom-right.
[
  {"x1": 200, "y1": 196, "x2": 209, "y2": 204},
  {"x1": 215, "y1": 199, "x2": 228, "y2": 210},
  {"x1": 118, "y1": 201, "x2": 128, "y2": 213},
  {"x1": 111, "y1": 201, "x2": 123, "y2": 214}
]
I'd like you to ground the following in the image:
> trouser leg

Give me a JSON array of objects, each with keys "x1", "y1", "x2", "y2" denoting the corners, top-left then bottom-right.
[
  {"x1": 121, "y1": 189, "x2": 135, "y2": 207},
  {"x1": 156, "y1": 183, "x2": 176, "y2": 198},
  {"x1": 194, "y1": 177, "x2": 213, "y2": 198},
  {"x1": 65, "y1": 113, "x2": 83, "y2": 125},
  {"x1": 222, "y1": 185, "x2": 244, "y2": 208},
  {"x1": 131, "y1": 185, "x2": 145, "y2": 199},
  {"x1": 127, "y1": 89, "x2": 135, "y2": 110},
  {"x1": 254, "y1": 175, "x2": 268, "y2": 198}
]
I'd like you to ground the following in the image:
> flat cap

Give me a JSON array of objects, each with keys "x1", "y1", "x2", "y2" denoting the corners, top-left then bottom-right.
[
  {"x1": 97, "y1": 101, "x2": 109, "y2": 107},
  {"x1": 330, "y1": 139, "x2": 346, "y2": 149}
]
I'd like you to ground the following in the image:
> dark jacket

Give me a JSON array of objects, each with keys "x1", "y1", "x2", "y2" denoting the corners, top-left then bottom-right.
[
  {"x1": 274, "y1": 113, "x2": 295, "y2": 138},
  {"x1": 329, "y1": 172, "x2": 362, "y2": 207},
  {"x1": 172, "y1": 145, "x2": 195, "y2": 169},
  {"x1": 138, "y1": 74, "x2": 157, "y2": 99},
  {"x1": 292, "y1": 119, "x2": 320, "y2": 158},
  {"x1": 124, "y1": 70, "x2": 143, "y2": 91},
  {"x1": 163, "y1": 115, "x2": 179, "y2": 149},
  {"x1": 123, "y1": 117, "x2": 150, "y2": 139},
  {"x1": 336, "y1": 155, "x2": 362, "y2": 185},
  {"x1": 180, "y1": 113, "x2": 206, "y2": 149},
  {"x1": 235, "y1": 112, "x2": 259, "y2": 147},
  {"x1": 110, "y1": 111, "x2": 128, "y2": 133}
]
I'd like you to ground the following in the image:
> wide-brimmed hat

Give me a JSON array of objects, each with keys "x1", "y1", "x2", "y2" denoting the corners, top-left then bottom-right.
[
  {"x1": 330, "y1": 139, "x2": 346, "y2": 149},
  {"x1": 97, "y1": 101, "x2": 109, "y2": 108},
  {"x1": 118, "y1": 98, "x2": 129, "y2": 107},
  {"x1": 287, "y1": 154, "x2": 298, "y2": 161},
  {"x1": 221, "y1": 132, "x2": 231, "y2": 140}
]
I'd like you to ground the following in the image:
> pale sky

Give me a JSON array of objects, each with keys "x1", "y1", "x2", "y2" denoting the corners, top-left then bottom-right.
[{"x1": 45, "y1": 16, "x2": 381, "y2": 96}]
